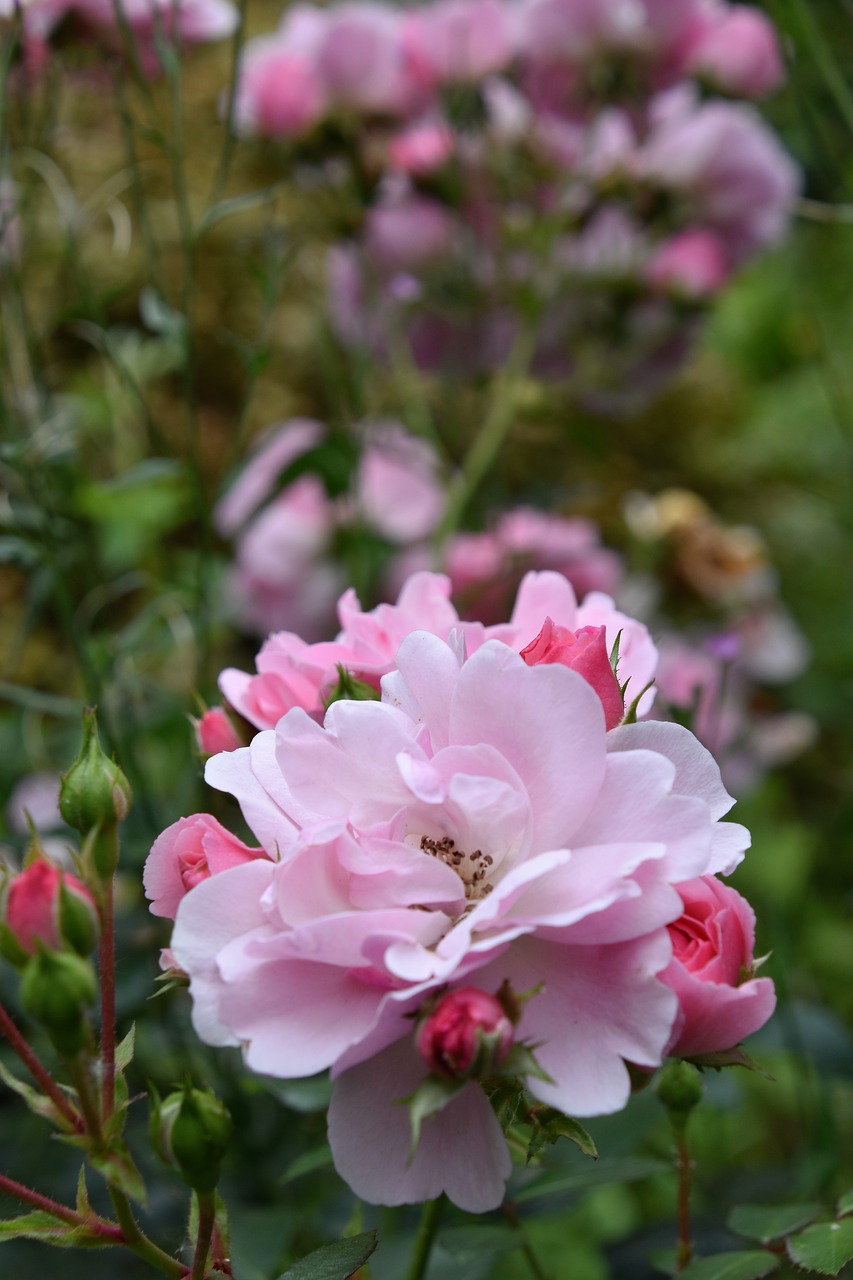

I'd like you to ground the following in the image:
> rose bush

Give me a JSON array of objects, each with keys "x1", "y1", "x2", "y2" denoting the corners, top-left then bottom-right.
[{"x1": 147, "y1": 573, "x2": 764, "y2": 1211}]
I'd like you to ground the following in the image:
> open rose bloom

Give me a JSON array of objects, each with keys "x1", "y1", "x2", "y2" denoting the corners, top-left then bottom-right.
[{"x1": 151, "y1": 571, "x2": 772, "y2": 1212}]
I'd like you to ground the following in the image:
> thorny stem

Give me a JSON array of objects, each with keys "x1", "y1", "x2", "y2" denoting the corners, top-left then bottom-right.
[
  {"x1": 0, "y1": 1001, "x2": 84, "y2": 1132},
  {"x1": 405, "y1": 1196, "x2": 444, "y2": 1280},
  {"x1": 190, "y1": 1191, "x2": 217, "y2": 1280},
  {"x1": 99, "y1": 879, "x2": 117, "y2": 1123},
  {"x1": 675, "y1": 1130, "x2": 694, "y2": 1272},
  {"x1": 0, "y1": 1169, "x2": 122, "y2": 1239}
]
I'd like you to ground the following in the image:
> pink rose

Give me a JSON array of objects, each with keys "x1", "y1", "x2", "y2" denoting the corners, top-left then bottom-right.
[
  {"x1": 143, "y1": 815, "x2": 267, "y2": 920},
  {"x1": 417, "y1": 986, "x2": 514, "y2": 1079},
  {"x1": 521, "y1": 619, "x2": 624, "y2": 730},
  {"x1": 661, "y1": 875, "x2": 776, "y2": 1058},
  {"x1": 4, "y1": 860, "x2": 98, "y2": 957}
]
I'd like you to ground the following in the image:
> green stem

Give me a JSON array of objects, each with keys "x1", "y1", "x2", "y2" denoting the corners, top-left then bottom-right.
[
  {"x1": 405, "y1": 1197, "x2": 444, "y2": 1280},
  {"x1": 0, "y1": 1001, "x2": 83, "y2": 1133},
  {"x1": 109, "y1": 1185, "x2": 185, "y2": 1280},
  {"x1": 435, "y1": 326, "x2": 537, "y2": 546},
  {"x1": 502, "y1": 1201, "x2": 550, "y2": 1280},
  {"x1": 208, "y1": 0, "x2": 249, "y2": 206},
  {"x1": 66, "y1": 1053, "x2": 104, "y2": 1148},
  {"x1": 190, "y1": 1191, "x2": 217, "y2": 1280}
]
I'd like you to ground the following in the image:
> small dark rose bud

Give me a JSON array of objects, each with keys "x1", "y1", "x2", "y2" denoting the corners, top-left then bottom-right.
[
  {"x1": 20, "y1": 949, "x2": 97, "y2": 1057},
  {"x1": 657, "y1": 1059, "x2": 703, "y2": 1131},
  {"x1": 2, "y1": 859, "x2": 98, "y2": 962},
  {"x1": 151, "y1": 1085, "x2": 232, "y2": 1192},
  {"x1": 59, "y1": 709, "x2": 132, "y2": 838},
  {"x1": 417, "y1": 987, "x2": 514, "y2": 1081}
]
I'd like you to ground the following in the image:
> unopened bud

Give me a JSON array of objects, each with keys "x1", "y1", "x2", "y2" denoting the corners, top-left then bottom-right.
[
  {"x1": 1, "y1": 860, "x2": 98, "y2": 964},
  {"x1": 59, "y1": 709, "x2": 132, "y2": 840},
  {"x1": 151, "y1": 1085, "x2": 232, "y2": 1192},
  {"x1": 417, "y1": 987, "x2": 514, "y2": 1081},
  {"x1": 658, "y1": 1059, "x2": 703, "y2": 1131},
  {"x1": 193, "y1": 707, "x2": 243, "y2": 757},
  {"x1": 20, "y1": 949, "x2": 97, "y2": 1057}
]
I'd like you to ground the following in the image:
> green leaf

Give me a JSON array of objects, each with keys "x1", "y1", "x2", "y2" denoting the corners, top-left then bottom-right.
[
  {"x1": 115, "y1": 1023, "x2": 136, "y2": 1072},
  {"x1": 280, "y1": 1145, "x2": 334, "y2": 1185},
  {"x1": 677, "y1": 1252, "x2": 779, "y2": 1280},
  {"x1": 786, "y1": 1218, "x2": 853, "y2": 1275},
  {"x1": 0, "y1": 1211, "x2": 108, "y2": 1249},
  {"x1": 516, "y1": 1156, "x2": 671, "y2": 1204},
  {"x1": 0, "y1": 1061, "x2": 78, "y2": 1132},
  {"x1": 195, "y1": 182, "x2": 292, "y2": 237},
  {"x1": 402, "y1": 1075, "x2": 467, "y2": 1158},
  {"x1": 274, "y1": 1230, "x2": 379, "y2": 1280},
  {"x1": 728, "y1": 1203, "x2": 822, "y2": 1244},
  {"x1": 440, "y1": 1225, "x2": 520, "y2": 1258},
  {"x1": 528, "y1": 1109, "x2": 598, "y2": 1161},
  {"x1": 75, "y1": 1167, "x2": 93, "y2": 1217},
  {"x1": 837, "y1": 1190, "x2": 853, "y2": 1218},
  {"x1": 89, "y1": 1141, "x2": 147, "y2": 1206},
  {"x1": 687, "y1": 1048, "x2": 774, "y2": 1079}
]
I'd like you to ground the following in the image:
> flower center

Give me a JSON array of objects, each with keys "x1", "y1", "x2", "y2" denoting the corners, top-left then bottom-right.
[{"x1": 419, "y1": 835, "x2": 495, "y2": 901}]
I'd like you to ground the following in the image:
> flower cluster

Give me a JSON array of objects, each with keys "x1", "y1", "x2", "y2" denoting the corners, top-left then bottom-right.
[
  {"x1": 146, "y1": 571, "x2": 774, "y2": 1211},
  {"x1": 234, "y1": 0, "x2": 798, "y2": 407}
]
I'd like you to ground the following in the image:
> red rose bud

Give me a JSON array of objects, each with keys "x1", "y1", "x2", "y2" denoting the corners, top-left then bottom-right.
[
  {"x1": 59, "y1": 709, "x2": 132, "y2": 838},
  {"x1": 3, "y1": 860, "x2": 98, "y2": 962},
  {"x1": 521, "y1": 619, "x2": 625, "y2": 730},
  {"x1": 417, "y1": 987, "x2": 514, "y2": 1081},
  {"x1": 193, "y1": 707, "x2": 243, "y2": 756}
]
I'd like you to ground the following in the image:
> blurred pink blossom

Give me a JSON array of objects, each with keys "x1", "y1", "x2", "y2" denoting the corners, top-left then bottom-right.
[
  {"x1": 686, "y1": 4, "x2": 784, "y2": 99},
  {"x1": 647, "y1": 227, "x2": 730, "y2": 298}
]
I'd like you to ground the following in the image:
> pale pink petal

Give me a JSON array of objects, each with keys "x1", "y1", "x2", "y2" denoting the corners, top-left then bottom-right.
[
  {"x1": 171, "y1": 862, "x2": 277, "y2": 1047},
  {"x1": 328, "y1": 1037, "x2": 511, "y2": 1211},
  {"x1": 450, "y1": 641, "x2": 607, "y2": 847},
  {"x1": 476, "y1": 931, "x2": 677, "y2": 1116}
]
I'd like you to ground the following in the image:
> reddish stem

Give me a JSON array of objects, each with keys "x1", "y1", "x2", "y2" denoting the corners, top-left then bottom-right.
[
  {"x1": 99, "y1": 881, "x2": 116, "y2": 1122},
  {"x1": 0, "y1": 1001, "x2": 83, "y2": 1133},
  {"x1": 675, "y1": 1130, "x2": 694, "y2": 1272},
  {"x1": 0, "y1": 1170, "x2": 123, "y2": 1241}
]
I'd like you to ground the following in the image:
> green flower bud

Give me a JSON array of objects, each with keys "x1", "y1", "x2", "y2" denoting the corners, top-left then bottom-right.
[
  {"x1": 657, "y1": 1059, "x2": 703, "y2": 1131},
  {"x1": 151, "y1": 1085, "x2": 232, "y2": 1193},
  {"x1": 323, "y1": 665, "x2": 381, "y2": 710},
  {"x1": 59, "y1": 710, "x2": 132, "y2": 841},
  {"x1": 20, "y1": 949, "x2": 97, "y2": 1057}
]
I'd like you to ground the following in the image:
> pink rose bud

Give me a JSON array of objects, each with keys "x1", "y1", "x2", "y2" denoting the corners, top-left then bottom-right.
[
  {"x1": 143, "y1": 814, "x2": 266, "y2": 920},
  {"x1": 647, "y1": 229, "x2": 730, "y2": 299},
  {"x1": 3, "y1": 860, "x2": 98, "y2": 961},
  {"x1": 194, "y1": 707, "x2": 243, "y2": 756},
  {"x1": 661, "y1": 876, "x2": 776, "y2": 1058},
  {"x1": 520, "y1": 619, "x2": 624, "y2": 730},
  {"x1": 417, "y1": 986, "x2": 514, "y2": 1080},
  {"x1": 689, "y1": 6, "x2": 784, "y2": 99}
]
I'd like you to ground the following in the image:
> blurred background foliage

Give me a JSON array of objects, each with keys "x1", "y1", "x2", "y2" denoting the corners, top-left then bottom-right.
[{"x1": 0, "y1": 1, "x2": 852, "y2": 1277}]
